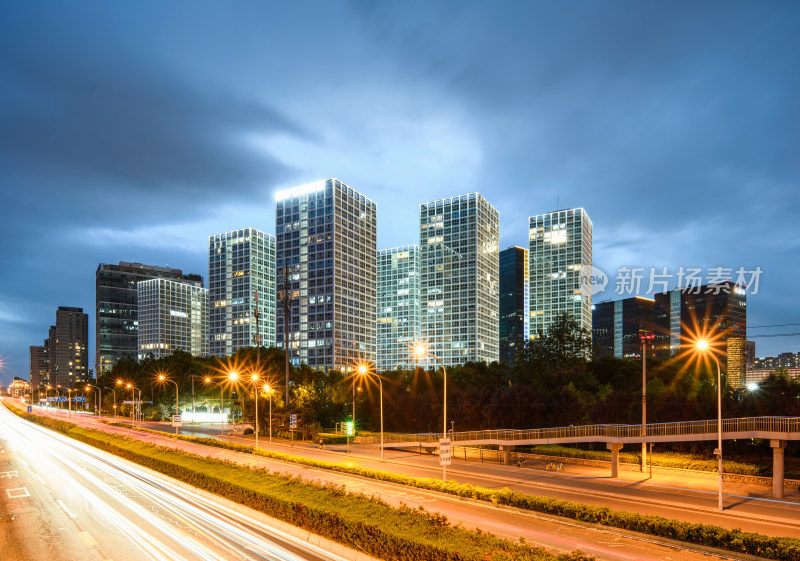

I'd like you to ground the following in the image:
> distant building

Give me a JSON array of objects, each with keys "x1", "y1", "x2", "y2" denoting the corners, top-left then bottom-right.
[
  {"x1": 746, "y1": 368, "x2": 800, "y2": 386},
  {"x1": 46, "y1": 325, "x2": 56, "y2": 385},
  {"x1": 419, "y1": 193, "x2": 500, "y2": 366},
  {"x1": 50, "y1": 307, "x2": 89, "y2": 387},
  {"x1": 29, "y1": 344, "x2": 49, "y2": 395},
  {"x1": 529, "y1": 208, "x2": 593, "y2": 337},
  {"x1": 209, "y1": 228, "x2": 276, "y2": 357},
  {"x1": 592, "y1": 297, "x2": 655, "y2": 358},
  {"x1": 276, "y1": 179, "x2": 377, "y2": 371},
  {"x1": 499, "y1": 246, "x2": 529, "y2": 364},
  {"x1": 137, "y1": 278, "x2": 208, "y2": 360},
  {"x1": 96, "y1": 262, "x2": 203, "y2": 375},
  {"x1": 654, "y1": 282, "x2": 747, "y2": 388},
  {"x1": 10, "y1": 377, "x2": 30, "y2": 400},
  {"x1": 377, "y1": 246, "x2": 421, "y2": 371},
  {"x1": 745, "y1": 340, "x2": 756, "y2": 367}
]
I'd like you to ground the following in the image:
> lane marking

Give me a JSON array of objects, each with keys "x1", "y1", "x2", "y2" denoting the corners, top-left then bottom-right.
[
  {"x1": 56, "y1": 499, "x2": 76, "y2": 518},
  {"x1": 6, "y1": 487, "x2": 30, "y2": 498},
  {"x1": 33, "y1": 473, "x2": 45, "y2": 485},
  {"x1": 80, "y1": 531, "x2": 98, "y2": 547},
  {"x1": 0, "y1": 470, "x2": 19, "y2": 478}
]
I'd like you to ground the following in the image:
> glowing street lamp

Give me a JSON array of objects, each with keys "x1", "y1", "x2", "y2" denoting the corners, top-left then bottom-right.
[
  {"x1": 358, "y1": 363, "x2": 384, "y2": 460},
  {"x1": 415, "y1": 343, "x2": 449, "y2": 482},
  {"x1": 264, "y1": 384, "x2": 273, "y2": 444},
  {"x1": 250, "y1": 373, "x2": 260, "y2": 451},
  {"x1": 697, "y1": 339, "x2": 724, "y2": 511},
  {"x1": 125, "y1": 383, "x2": 141, "y2": 426},
  {"x1": 157, "y1": 374, "x2": 180, "y2": 434},
  {"x1": 85, "y1": 384, "x2": 101, "y2": 416}
]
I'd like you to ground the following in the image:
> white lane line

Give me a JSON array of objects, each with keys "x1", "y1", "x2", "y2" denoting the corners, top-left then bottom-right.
[
  {"x1": 6, "y1": 487, "x2": 30, "y2": 498},
  {"x1": 0, "y1": 470, "x2": 19, "y2": 478},
  {"x1": 33, "y1": 473, "x2": 45, "y2": 485},
  {"x1": 56, "y1": 499, "x2": 76, "y2": 518},
  {"x1": 80, "y1": 531, "x2": 98, "y2": 547}
]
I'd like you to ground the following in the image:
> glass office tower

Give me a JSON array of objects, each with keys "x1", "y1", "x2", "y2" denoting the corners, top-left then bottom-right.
[
  {"x1": 529, "y1": 208, "x2": 593, "y2": 336},
  {"x1": 137, "y1": 278, "x2": 208, "y2": 360},
  {"x1": 209, "y1": 228, "x2": 276, "y2": 357},
  {"x1": 499, "y1": 246, "x2": 530, "y2": 364},
  {"x1": 419, "y1": 193, "x2": 500, "y2": 366},
  {"x1": 377, "y1": 246, "x2": 421, "y2": 371},
  {"x1": 275, "y1": 179, "x2": 377, "y2": 371}
]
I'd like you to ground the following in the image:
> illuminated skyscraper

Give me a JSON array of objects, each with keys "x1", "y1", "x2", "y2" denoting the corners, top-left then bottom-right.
[
  {"x1": 137, "y1": 278, "x2": 208, "y2": 360},
  {"x1": 499, "y1": 246, "x2": 529, "y2": 364},
  {"x1": 529, "y1": 208, "x2": 593, "y2": 336},
  {"x1": 377, "y1": 246, "x2": 421, "y2": 371},
  {"x1": 419, "y1": 193, "x2": 500, "y2": 366},
  {"x1": 275, "y1": 179, "x2": 377, "y2": 371},
  {"x1": 96, "y1": 262, "x2": 202, "y2": 375},
  {"x1": 592, "y1": 296, "x2": 655, "y2": 358},
  {"x1": 209, "y1": 228, "x2": 276, "y2": 357},
  {"x1": 52, "y1": 306, "x2": 89, "y2": 387}
]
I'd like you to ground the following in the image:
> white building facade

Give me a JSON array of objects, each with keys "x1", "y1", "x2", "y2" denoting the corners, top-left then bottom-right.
[
  {"x1": 377, "y1": 246, "x2": 421, "y2": 371},
  {"x1": 528, "y1": 208, "x2": 593, "y2": 336},
  {"x1": 275, "y1": 179, "x2": 377, "y2": 371},
  {"x1": 137, "y1": 278, "x2": 208, "y2": 360},
  {"x1": 209, "y1": 228, "x2": 276, "y2": 357},
  {"x1": 419, "y1": 193, "x2": 500, "y2": 367}
]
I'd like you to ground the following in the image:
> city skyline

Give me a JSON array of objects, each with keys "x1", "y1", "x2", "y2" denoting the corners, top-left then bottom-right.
[{"x1": 2, "y1": 2, "x2": 800, "y2": 383}]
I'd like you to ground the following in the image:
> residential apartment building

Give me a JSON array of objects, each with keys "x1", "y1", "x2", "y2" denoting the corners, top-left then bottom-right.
[
  {"x1": 51, "y1": 307, "x2": 89, "y2": 387},
  {"x1": 137, "y1": 278, "x2": 208, "y2": 360}
]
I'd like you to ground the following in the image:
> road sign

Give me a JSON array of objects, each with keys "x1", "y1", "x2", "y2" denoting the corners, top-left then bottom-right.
[
  {"x1": 73, "y1": 396, "x2": 86, "y2": 402},
  {"x1": 343, "y1": 421, "x2": 353, "y2": 436},
  {"x1": 27, "y1": 406, "x2": 32, "y2": 413},
  {"x1": 122, "y1": 401, "x2": 153, "y2": 404},
  {"x1": 439, "y1": 438, "x2": 452, "y2": 466},
  {"x1": 172, "y1": 415, "x2": 182, "y2": 427},
  {"x1": 289, "y1": 413, "x2": 297, "y2": 429}
]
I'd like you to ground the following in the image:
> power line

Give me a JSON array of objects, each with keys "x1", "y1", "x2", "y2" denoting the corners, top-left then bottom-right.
[
  {"x1": 748, "y1": 323, "x2": 800, "y2": 329},
  {"x1": 745, "y1": 333, "x2": 800, "y2": 338}
]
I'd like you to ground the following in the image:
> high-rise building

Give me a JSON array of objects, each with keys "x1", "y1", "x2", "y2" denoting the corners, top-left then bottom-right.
[
  {"x1": 29, "y1": 343, "x2": 49, "y2": 394},
  {"x1": 419, "y1": 193, "x2": 500, "y2": 366},
  {"x1": 51, "y1": 306, "x2": 89, "y2": 387},
  {"x1": 47, "y1": 325, "x2": 56, "y2": 384},
  {"x1": 592, "y1": 297, "x2": 655, "y2": 358},
  {"x1": 10, "y1": 377, "x2": 30, "y2": 400},
  {"x1": 377, "y1": 246, "x2": 421, "y2": 371},
  {"x1": 499, "y1": 246, "x2": 529, "y2": 365},
  {"x1": 654, "y1": 281, "x2": 747, "y2": 387},
  {"x1": 745, "y1": 340, "x2": 756, "y2": 367},
  {"x1": 529, "y1": 208, "x2": 593, "y2": 337},
  {"x1": 96, "y1": 262, "x2": 203, "y2": 375},
  {"x1": 137, "y1": 278, "x2": 208, "y2": 360},
  {"x1": 275, "y1": 179, "x2": 377, "y2": 371},
  {"x1": 209, "y1": 228, "x2": 276, "y2": 357}
]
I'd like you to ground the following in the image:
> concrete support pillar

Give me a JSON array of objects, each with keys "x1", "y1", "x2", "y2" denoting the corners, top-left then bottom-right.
[
  {"x1": 607, "y1": 443, "x2": 623, "y2": 478},
  {"x1": 501, "y1": 445, "x2": 514, "y2": 465},
  {"x1": 771, "y1": 440, "x2": 787, "y2": 499}
]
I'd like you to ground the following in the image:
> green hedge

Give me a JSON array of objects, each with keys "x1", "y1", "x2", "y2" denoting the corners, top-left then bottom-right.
[
  {"x1": 10, "y1": 405, "x2": 585, "y2": 561},
  {"x1": 104, "y1": 420, "x2": 800, "y2": 560}
]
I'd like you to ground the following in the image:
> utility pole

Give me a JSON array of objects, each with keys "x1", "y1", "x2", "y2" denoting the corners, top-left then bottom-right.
[
  {"x1": 252, "y1": 289, "x2": 261, "y2": 438},
  {"x1": 280, "y1": 265, "x2": 293, "y2": 408}
]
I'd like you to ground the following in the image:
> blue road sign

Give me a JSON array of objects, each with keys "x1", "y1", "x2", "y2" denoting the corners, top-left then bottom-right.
[
  {"x1": 73, "y1": 397, "x2": 86, "y2": 402},
  {"x1": 27, "y1": 406, "x2": 32, "y2": 413},
  {"x1": 290, "y1": 413, "x2": 297, "y2": 429}
]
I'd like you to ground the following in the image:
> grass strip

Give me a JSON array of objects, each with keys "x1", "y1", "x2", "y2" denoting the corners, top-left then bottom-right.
[
  {"x1": 104, "y1": 420, "x2": 800, "y2": 560},
  {"x1": 9, "y1": 405, "x2": 589, "y2": 561}
]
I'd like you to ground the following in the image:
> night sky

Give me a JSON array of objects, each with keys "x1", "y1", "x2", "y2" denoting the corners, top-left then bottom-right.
[{"x1": 2, "y1": 1, "x2": 799, "y2": 385}]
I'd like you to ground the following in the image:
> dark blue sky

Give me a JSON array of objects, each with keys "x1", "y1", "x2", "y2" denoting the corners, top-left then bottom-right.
[{"x1": 2, "y1": 1, "x2": 799, "y2": 385}]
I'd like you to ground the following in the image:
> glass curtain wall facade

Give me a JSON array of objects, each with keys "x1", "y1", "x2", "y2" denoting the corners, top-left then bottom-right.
[
  {"x1": 592, "y1": 297, "x2": 655, "y2": 358},
  {"x1": 377, "y1": 246, "x2": 421, "y2": 371},
  {"x1": 137, "y1": 279, "x2": 209, "y2": 360},
  {"x1": 419, "y1": 193, "x2": 500, "y2": 367},
  {"x1": 499, "y1": 246, "x2": 529, "y2": 365},
  {"x1": 209, "y1": 228, "x2": 276, "y2": 357},
  {"x1": 96, "y1": 262, "x2": 203, "y2": 375},
  {"x1": 529, "y1": 208, "x2": 593, "y2": 336},
  {"x1": 275, "y1": 179, "x2": 377, "y2": 371}
]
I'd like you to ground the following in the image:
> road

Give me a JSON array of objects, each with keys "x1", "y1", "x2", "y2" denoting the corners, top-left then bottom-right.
[
  {"x1": 23, "y1": 404, "x2": 792, "y2": 561},
  {"x1": 0, "y1": 404, "x2": 373, "y2": 561}
]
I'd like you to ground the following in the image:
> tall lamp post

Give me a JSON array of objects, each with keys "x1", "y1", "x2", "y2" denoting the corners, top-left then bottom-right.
[
  {"x1": 358, "y1": 363, "x2": 384, "y2": 460},
  {"x1": 158, "y1": 375, "x2": 180, "y2": 434},
  {"x1": 86, "y1": 384, "x2": 101, "y2": 416},
  {"x1": 125, "y1": 383, "x2": 141, "y2": 426},
  {"x1": 640, "y1": 334, "x2": 654, "y2": 473},
  {"x1": 264, "y1": 384, "x2": 273, "y2": 444},
  {"x1": 697, "y1": 339, "x2": 724, "y2": 511},
  {"x1": 414, "y1": 344, "x2": 448, "y2": 482},
  {"x1": 249, "y1": 373, "x2": 260, "y2": 451}
]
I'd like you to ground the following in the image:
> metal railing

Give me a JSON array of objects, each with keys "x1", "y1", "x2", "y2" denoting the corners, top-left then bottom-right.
[{"x1": 355, "y1": 417, "x2": 800, "y2": 445}]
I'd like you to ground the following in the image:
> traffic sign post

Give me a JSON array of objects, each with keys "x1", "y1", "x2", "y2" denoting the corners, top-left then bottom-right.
[
  {"x1": 289, "y1": 413, "x2": 297, "y2": 429},
  {"x1": 439, "y1": 438, "x2": 452, "y2": 466},
  {"x1": 172, "y1": 415, "x2": 182, "y2": 428},
  {"x1": 27, "y1": 406, "x2": 32, "y2": 413}
]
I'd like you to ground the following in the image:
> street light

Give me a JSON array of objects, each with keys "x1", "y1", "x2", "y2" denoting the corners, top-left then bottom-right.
[
  {"x1": 358, "y1": 363, "x2": 384, "y2": 460},
  {"x1": 125, "y1": 383, "x2": 141, "y2": 426},
  {"x1": 697, "y1": 339, "x2": 724, "y2": 511},
  {"x1": 85, "y1": 384, "x2": 101, "y2": 416},
  {"x1": 104, "y1": 386, "x2": 117, "y2": 418},
  {"x1": 264, "y1": 384, "x2": 273, "y2": 444},
  {"x1": 640, "y1": 333, "x2": 655, "y2": 473},
  {"x1": 249, "y1": 373, "x2": 260, "y2": 451},
  {"x1": 157, "y1": 375, "x2": 180, "y2": 434},
  {"x1": 414, "y1": 343, "x2": 448, "y2": 482}
]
